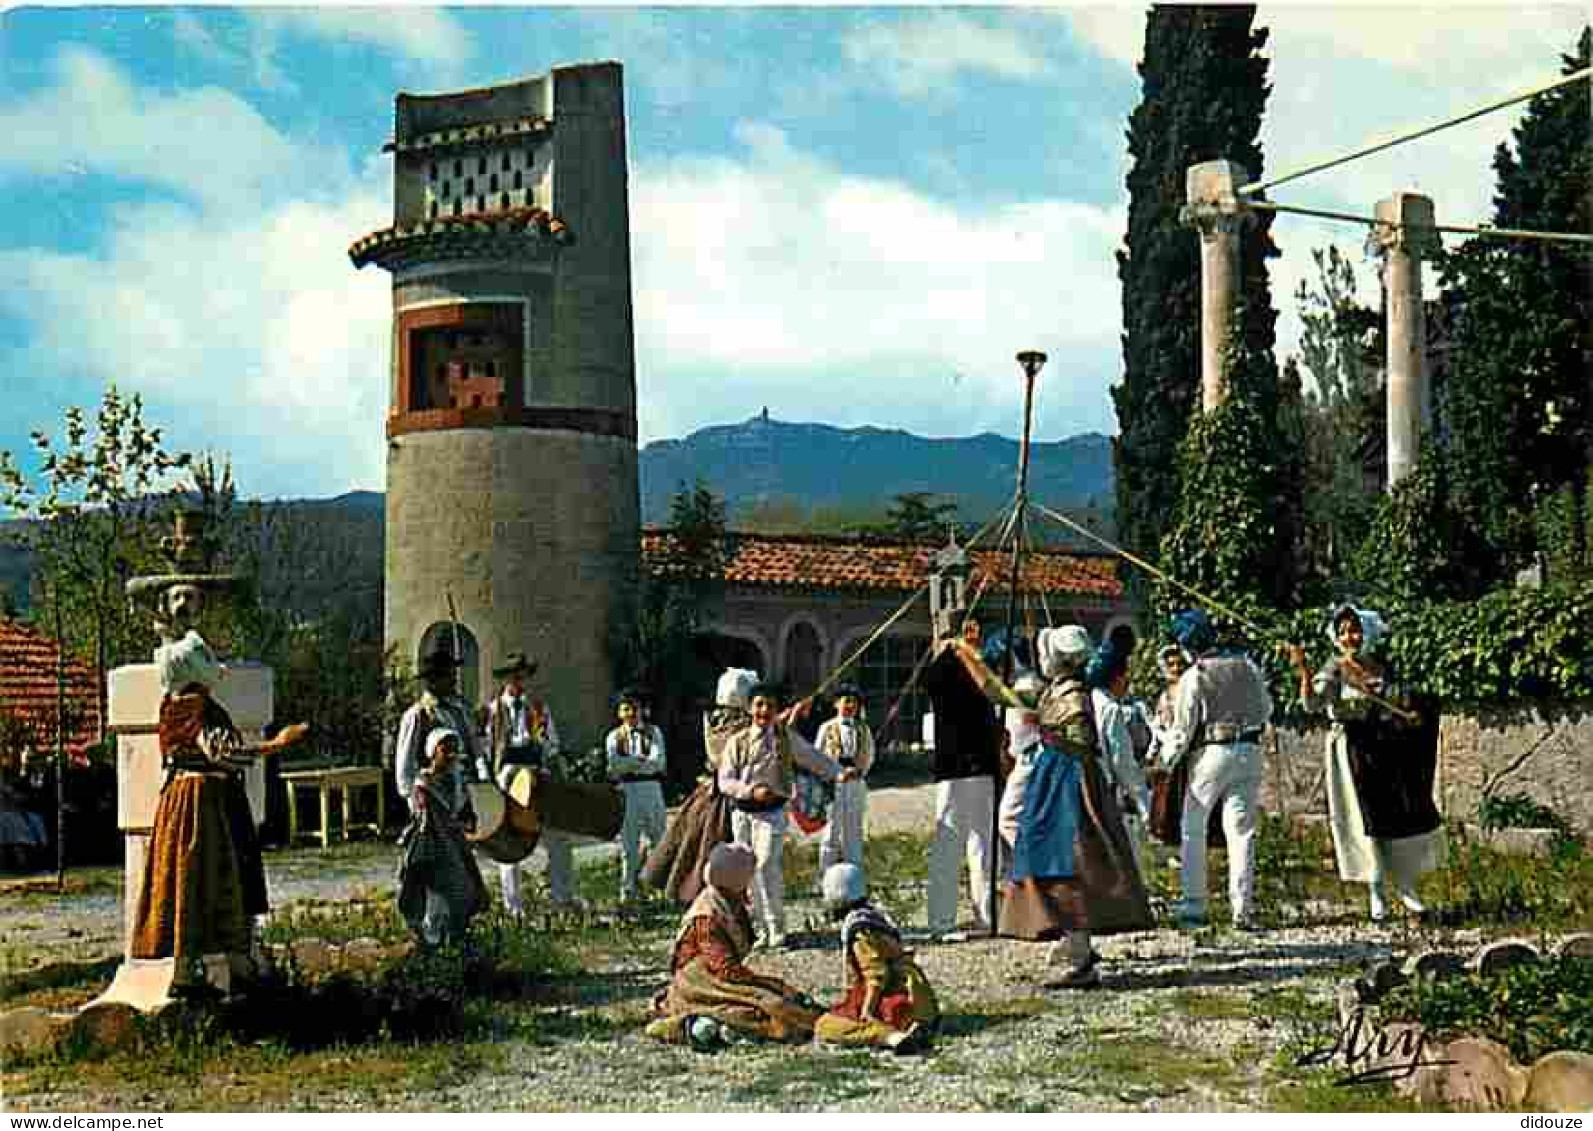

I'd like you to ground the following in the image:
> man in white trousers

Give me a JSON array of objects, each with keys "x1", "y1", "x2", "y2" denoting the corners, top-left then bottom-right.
[
  {"x1": 1158, "y1": 609, "x2": 1273, "y2": 930},
  {"x1": 606, "y1": 689, "x2": 667, "y2": 903},
  {"x1": 922, "y1": 615, "x2": 1003, "y2": 942}
]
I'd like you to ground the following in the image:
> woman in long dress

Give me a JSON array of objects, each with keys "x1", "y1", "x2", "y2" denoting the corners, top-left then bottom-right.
[
  {"x1": 1287, "y1": 605, "x2": 1443, "y2": 922},
  {"x1": 640, "y1": 668, "x2": 757, "y2": 903},
  {"x1": 947, "y1": 625, "x2": 1152, "y2": 987}
]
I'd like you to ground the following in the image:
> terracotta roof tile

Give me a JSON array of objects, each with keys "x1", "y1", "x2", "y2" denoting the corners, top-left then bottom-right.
[
  {"x1": 348, "y1": 206, "x2": 573, "y2": 269},
  {"x1": 641, "y1": 530, "x2": 1121, "y2": 600},
  {"x1": 0, "y1": 619, "x2": 101, "y2": 757}
]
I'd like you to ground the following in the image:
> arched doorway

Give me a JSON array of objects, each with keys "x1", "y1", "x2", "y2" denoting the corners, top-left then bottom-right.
[
  {"x1": 417, "y1": 621, "x2": 481, "y2": 706},
  {"x1": 782, "y1": 620, "x2": 824, "y2": 698},
  {"x1": 694, "y1": 632, "x2": 768, "y2": 683}
]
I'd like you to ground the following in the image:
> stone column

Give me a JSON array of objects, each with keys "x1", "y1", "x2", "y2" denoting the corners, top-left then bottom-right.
[
  {"x1": 1182, "y1": 160, "x2": 1255, "y2": 413},
  {"x1": 1370, "y1": 191, "x2": 1438, "y2": 489}
]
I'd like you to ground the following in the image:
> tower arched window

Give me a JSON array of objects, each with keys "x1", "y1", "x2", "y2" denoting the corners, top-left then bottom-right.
[
  {"x1": 464, "y1": 177, "x2": 474, "y2": 196},
  {"x1": 453, "y1": 159, "x2": 462, "y2": 177},
  {"x1": 441, "y1": 181, "x2": 450, "y2": 198},
  {"x1": 476, "y1": 196, "x2": 485, "y2": 213},
  {"x1": 489, "y1": 173, "x2": 499, "y2": 192},
  {"x1": 502, "y1": 152, "x2": 511, "y2": 171},
  {"x1": 452, "y1": 199, "x2": 462, "y2": 216},
  {"x1": 478, "y1": 155, "x2": 487, "y2": 174},
  {"x1": 513, "y1": 170, "x2": 523, "y2": 190},
  {"x1": 500, "y1": 192, "x2": 510, "y2": 209}
]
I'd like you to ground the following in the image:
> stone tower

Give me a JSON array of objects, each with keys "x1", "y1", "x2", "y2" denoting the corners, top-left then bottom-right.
[{"x1": 350, "y1": 63, "x2": 638, "y2": 751}]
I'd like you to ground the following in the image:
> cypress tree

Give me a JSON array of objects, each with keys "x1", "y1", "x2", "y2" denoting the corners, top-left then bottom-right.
[
  {"x1": 1113, "y1": 5, "x2": 1284, "y2": 582},
  {"x1": 1437, "y1": 28, "x2": 1591, "y2": 579}
]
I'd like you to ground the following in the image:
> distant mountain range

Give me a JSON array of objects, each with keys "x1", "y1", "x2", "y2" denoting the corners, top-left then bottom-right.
[
  {"x1": 1, "y1": 418, "x2": 1114, "y2": 615},
  {"x1": 641, "y1": 413, "x2": 1115, "y2": 527}
]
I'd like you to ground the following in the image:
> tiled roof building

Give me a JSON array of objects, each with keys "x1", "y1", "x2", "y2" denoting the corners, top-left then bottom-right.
[
  {"x1": 0, "y1": 619, "x2": 101, "y2": 763},
  {"x1": 641, "y1": 529, "x2": 1132, "y2": 745}
]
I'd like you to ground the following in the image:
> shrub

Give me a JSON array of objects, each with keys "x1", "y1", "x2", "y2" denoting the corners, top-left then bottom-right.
[{"x1": 1377, "y1": 956, "x2": 1593, "y2": 1064}]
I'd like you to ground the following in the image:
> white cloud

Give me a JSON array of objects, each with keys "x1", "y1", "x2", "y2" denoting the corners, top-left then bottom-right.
[
  {"x1": 1059, "y1": 5, "x2": 1147, "y2": 69},
  {"x1": 0, "y1": 48, "x2": 333, "y2": 213},
  {"x1": 247, "y1": 8, "x2": 476, "y2": 76},
  {"x1": 630, "y1": 123, "x2": 1125, "y2": 445},
  {"x1": 843, "y1": 12, "x2": 1055, "y2": 98},
  {"x1": 0, "y1": 183, "x2": 394, "y2": 496},
  {"x1": 0, "y1": 51, "x2": 393, "y2": 498}
]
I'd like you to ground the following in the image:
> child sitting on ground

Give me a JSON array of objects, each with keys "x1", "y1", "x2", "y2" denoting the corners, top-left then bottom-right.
[{"x1": 814, "y1": 863, "x2": 939, "y2": 1054}]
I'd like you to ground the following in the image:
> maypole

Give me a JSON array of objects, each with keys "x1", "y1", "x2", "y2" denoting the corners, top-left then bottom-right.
[{"x1": 990, "y1": 350, "x2": 1047, "y2": 937}]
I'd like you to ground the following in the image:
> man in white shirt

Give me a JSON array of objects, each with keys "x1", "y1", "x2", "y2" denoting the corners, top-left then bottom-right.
[
  {"x1": 606, "y1": 689, "x2": 667, "y2": 903},
  {"x1": 484, "y1": 651, "x2": 581, "y2": 915},
  {"x1": 1158, "y1": 610, "x2": 1273, "y2": 930}
]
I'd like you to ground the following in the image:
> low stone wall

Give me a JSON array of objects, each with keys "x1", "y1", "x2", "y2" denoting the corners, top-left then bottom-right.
[{"x1": 1260, "y1": 701, "x2": 1593, "y2": 837}]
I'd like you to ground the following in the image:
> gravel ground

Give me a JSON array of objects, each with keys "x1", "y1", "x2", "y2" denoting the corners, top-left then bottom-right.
[{"x1": 1, "y1": 783, "x2": 1493, "y2": 1112}]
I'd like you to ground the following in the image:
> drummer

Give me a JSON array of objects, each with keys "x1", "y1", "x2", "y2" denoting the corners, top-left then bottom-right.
[{"x1": 485, "y1": 651, "x2": 583, "y2": 915}]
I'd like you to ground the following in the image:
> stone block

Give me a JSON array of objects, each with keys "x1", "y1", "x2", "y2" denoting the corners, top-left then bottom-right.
[
  {"x1": 1434, "y1": 1037, "x2": 1529, "y2": 1111},
  {"x1": 1402, "y1": 949, "x2": 1467, "y2": 982},
  {"x1": 1359, "y1": 958, "x2": 1409, "y2": 1001},
  {"x1": 1525, "y1": 1051, "x2": 1593, "y2": 1114},
  {"x1": 341, "y1": 937, "x2": 386, "y2": 975},
  {"x1": 70, "y1": 1002, "x2": 143, "y2": 1052},
  {"x1": 1475, "y1": 939, "x2": 1542, "y2": 978},
  {"x1": 1373, "y1": 191, "x2": 1439, "y2": 257},
  {"x1": 1478, "y1": 826, "x2": 1560, "y2": 858},
  {"x1": 291, "y1": 939, "x2": 335, "y2": 977},
  {"x1": 1185, "y1": 159, "x2": 1253, "y2": 210}
]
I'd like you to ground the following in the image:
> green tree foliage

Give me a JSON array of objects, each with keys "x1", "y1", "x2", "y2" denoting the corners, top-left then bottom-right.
[
  {"x1": 1114, "y1": 4, "x2": 1282, "y2": 573},
  {"x1": 1349, "y1": 443, "x2": 1497, "y2": 603},
  {"x1": 849, "y1": 491, "x2": 961, "y2": 542},
  {"x1": 1436, "y1": 28, "x2": 1592, "y2": 578},
  {"x1": 187, "y1": 454, "x2": 394, "y2": 770},
  {"x1": 1154, "y1": 364, "x2": 1282, "y2": 634},
  {"x1": 1288, "y1": 246, "x2": 1387, "y2": 595},
  {"x1": 613, "y1": 479, "x2": 729, "y2": 790},
  {"x1": 0, "y1": 387, "x2": 192, "y2": 740}
]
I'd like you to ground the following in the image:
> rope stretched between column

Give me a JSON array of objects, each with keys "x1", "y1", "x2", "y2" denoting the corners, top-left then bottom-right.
[
  {"x1": 1249, "y1": 198, "x2": 1593, "y2": 246},
  {"x1": 1238, "y1": 66, "x2": 1591, "y2": 199}
]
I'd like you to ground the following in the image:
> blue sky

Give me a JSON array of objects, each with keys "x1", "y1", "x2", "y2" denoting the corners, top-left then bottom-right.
[{"x1": 1, "y1": 4, "x2": 1585, "y2": 503}]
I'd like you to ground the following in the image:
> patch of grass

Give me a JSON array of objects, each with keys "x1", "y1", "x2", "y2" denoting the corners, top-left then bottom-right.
[
  {"x1": 0, "y1": 956, "x2": 118, "y2": 1006},
  {"x1": 1167, "y1": 988, "x2": 1252, "y2": 1022},
  {"x1": 937, "y1": 995, "x2": 1050, "y2": 1040},
  {"x1": 739, "y1": 1045, "x2": 890, "y2": 1105},
  {"x1": 1423, "y1": 824, "x2": 1593, "y2": 930},
  {"x1": 1267, "y1": 1069, "x2": 1432, "y2": 1113},
  {"x1": 1034, "y1": 1032, "x2": 1249, "y2": 1104}
]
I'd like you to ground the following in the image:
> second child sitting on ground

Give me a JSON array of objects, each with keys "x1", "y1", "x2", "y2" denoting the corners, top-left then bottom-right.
[{"x1": 814, "y1": 863, "x2": 939, "y2": 1054}]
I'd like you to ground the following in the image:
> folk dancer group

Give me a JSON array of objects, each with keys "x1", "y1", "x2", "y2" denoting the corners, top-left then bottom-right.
[{"x1": 386, "y1": 599, "x2": 1444, "y2": 1053}]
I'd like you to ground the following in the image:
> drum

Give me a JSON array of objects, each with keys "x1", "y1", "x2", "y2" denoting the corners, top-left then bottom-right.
[{"x1": 465, "y1": 781, "x2": 542, "y2": 864}]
